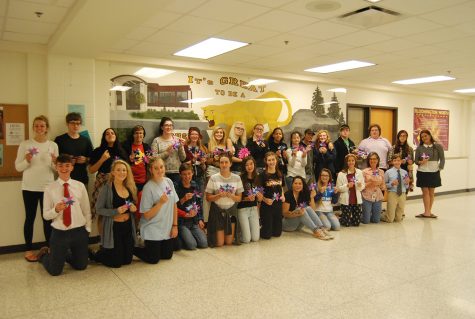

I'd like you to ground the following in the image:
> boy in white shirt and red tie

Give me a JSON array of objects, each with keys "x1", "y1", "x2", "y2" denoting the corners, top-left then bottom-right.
[{"x1": 37, "y1": 154, "x2": 91, "y2": 276}]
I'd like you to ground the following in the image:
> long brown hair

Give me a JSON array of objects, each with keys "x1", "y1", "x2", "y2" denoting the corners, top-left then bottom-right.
[
  {"x1": 263, "y1": 151, "x2": 282, "y2": 178},
  {"x1": 342, "y1": 154, "x2": 358, "y2": 173}
]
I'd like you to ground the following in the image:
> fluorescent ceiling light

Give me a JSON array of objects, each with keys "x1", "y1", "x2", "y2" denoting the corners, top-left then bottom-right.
[
  {"x1": 454, "y1": 88, "x2": 475, "y2": 93},
  {"x1": 327, "y1": 88, "x2": 347, "y2": 93},
  {"x1": 245, "y1": 79, "x2": 278, "y2": 86},
  {"x1": 318, "y1": 102, "x2": 338, "y2": 105},
  {"x1": 180, "y1": 98, "x2": 213, "y2": 103},
  {"x1": 305, "y1": 60, "x2": 375, "y2": 73},
  {"x1": 392, "y1": 75, "x2": 455, "y2": 85},
  {"x1": 110, "y1": 86, "x2": 131, "y2": 91},
  {"x1": 365, "y1": 0, "x2": 382, "y2": 3},
  {"x1": 174, "y1": 37, "x2": 249, "y2": 59},
  {"x1": 249, "y1": 98, "x2": 288, "y2": 102},
  {"x1": 134, "y1": 67, "x2": 175, "y2": 78}
]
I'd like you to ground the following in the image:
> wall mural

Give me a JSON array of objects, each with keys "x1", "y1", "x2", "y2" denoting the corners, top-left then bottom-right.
[{"x1": 109, "y1": 68, "x2": 346, "y2": 145}]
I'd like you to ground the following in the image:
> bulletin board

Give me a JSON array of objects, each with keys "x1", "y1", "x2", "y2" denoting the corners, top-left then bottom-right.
[{"x1": 0, "y1": 104, "x2": 29, "y2": 178}]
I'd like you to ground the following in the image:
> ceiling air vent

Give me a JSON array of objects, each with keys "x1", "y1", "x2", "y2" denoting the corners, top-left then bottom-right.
[{"x1": 338, "y1": 5, "x2": 402, "y2": 28}]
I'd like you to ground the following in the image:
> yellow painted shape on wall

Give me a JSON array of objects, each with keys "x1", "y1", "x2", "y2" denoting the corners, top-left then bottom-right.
[{"x1": 201, "y1": 91, "x2": 292, "y2": 135}]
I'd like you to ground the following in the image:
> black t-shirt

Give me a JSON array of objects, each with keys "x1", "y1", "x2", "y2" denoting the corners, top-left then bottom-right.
[
  {"x1": 258, "y1": 171, "x2": 283, "y2": 199},
  {"x1": 90, "y1": 146, "x2": 128, "y2": 174},
  {"x1": 284, "y1": 190, "x2": 310, "y2": 211},
  {"x1": 54, "y1": 133, "x2": 93, "y2": 185},
  {"x1": 231, "y1": 140, "x2": 245, "y2": 172},
  {"x1": 247, "y1": 137, "x2": 269, "y2": 168},
  {"x1": 237, "y1": 176, "x2": 258, "y2": 209}
]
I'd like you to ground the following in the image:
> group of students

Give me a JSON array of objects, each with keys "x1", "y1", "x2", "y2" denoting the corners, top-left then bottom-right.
[{"x1": 14, "y1": 112, "x2": 445, "y2": 276}]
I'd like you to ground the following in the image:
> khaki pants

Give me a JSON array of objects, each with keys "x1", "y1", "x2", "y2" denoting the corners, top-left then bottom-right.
[{"x1": 381, "y1": 192, "x2": 406, "y2": 223}]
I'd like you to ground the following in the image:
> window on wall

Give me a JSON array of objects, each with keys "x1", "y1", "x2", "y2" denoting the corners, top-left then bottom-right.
[
  {"x1": 176, "y1": 91, "x2": 187, "y2": 103},
  {"x1": 159, "y1": 92, "x2": 174, "y2": 105},
  {"x1": 116, "y1": 91, "x2": 122, "y2": 106},
  {"x1": 148, "y1": 91, "x2": 159, "y2": 106}
]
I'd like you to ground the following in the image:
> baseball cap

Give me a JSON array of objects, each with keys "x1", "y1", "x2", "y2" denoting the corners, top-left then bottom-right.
[
  {"x1": 339, "y1": 124, "x2": 350, "y2": 131},
  {"x1": 304, "y1": 128, "x2": 315, "y2": 135}
]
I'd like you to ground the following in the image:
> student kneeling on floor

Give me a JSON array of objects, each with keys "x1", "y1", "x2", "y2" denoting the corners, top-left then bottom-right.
[
  {"x1": 37, "y1": 154, "x2": 91, "y2": 276},
  {"x1": 381, "y1": 154, "x2": 410, "y2": 223}
]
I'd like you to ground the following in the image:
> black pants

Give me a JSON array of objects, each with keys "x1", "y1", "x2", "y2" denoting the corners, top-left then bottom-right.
[
  {"x1": 133, "y1": 238, "x2": 174, "y2": 264},
  {"x1": 94, "y1": 221, "x2": 133, "y2": 268},
  {"x1": 260, "y1": 201, "x2": 283, "y2": 239},
  {"x1": 40, "y1": 227, "x2": 89, "y2": 276},
  {"x1": 22, "y1": 190, "x2": 51, "y2": 250},
  {"x1": 340, "y1": 204, "x2": 362, "y2": 227}
]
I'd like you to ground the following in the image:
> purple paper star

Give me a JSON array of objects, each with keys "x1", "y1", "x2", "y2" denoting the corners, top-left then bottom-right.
[
  {"x1": 165, "y1": 186, "x2": 172, "y2": 195},
  {"x1": 28, "y1": 147, "x2": 39, "y2": 156},
  {"x1": 63, "y1": 196, "x2": 75, "y2": 206},
  {"x1": 308, "y1": 183, "x2": 317, "y2": 191}
]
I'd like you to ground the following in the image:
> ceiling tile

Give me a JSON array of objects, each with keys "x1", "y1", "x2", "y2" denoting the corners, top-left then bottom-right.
[
  {"x1": 3, "y1": 31, "x2": 49, "y2": 44},
  {"x1": 453, "y1": 20, "x2": 475, "y2": 35},
  {"x1": 208, "y1": 52, "x2": 262, "y2": 65},
  {"x1": 235, "y1": 43, "x2": 286, "y2": 57},
  {"x1": 8, "y1": 0, "x2": 68, "y2": 23},
  {"x1": 332, "y1": 30, "x2": 392, "y2": 47},
  {"x1": 146, "y1": 29, "x2": 206, "y2": 46},
  {"x1": 405, "y1": 26, "x2": 471, "y2": 45},
  {"x1": 330, "y1": 47, "x2": 384, "y2": 60},
  {"x1": 244, "y1": 9, "x2": 318, "y2": 33},
  {"x1": 379, "y1": 0, "x2": 467, "y2": 15},
  {"x1": 421, "y1": 1, "x2": 475, "y2": 26},
  {"x1": 165, "y1": 15, "x2": 234, "y2": 36},
  {"x1": 290, "y1": 21, "x2": 359, "y2": 40},
  {"x1": 364, "y1": 38, "x2": 420, "y2": 53},
  {"x1": 281, "y1": 0, "x2": 365, "y2": 20},
  {"x1": 0, "y1": 0, "x2": 6, "y2": 16},
  {"x1": 391, "y1": 45, "x2": 449, "y2": 59},
  {"x1": 217, "y1": 25, "x2": 280, "y2": 44},
  {"x1": 257, "y1": 33, "x2": 318, "y2": 49},
  {"x1": 191, "y1": 0, "x2": 270, "y2": 24},
  {"x1": 302, "y1": 41, "x2": 353, "y2": 55},
  {"x1": 160, "y1": 0, "x2": 208, "y2": 14},
  {"x1": 55, "y1": 0, "x2": 76, "y2": 8},
  {"x1": 240, "y1": 0, "x2": 294, "y2": 8},
  {"x1": 369, "y1": 17, "x2": 443, "y2": 37},
  {"x1": 141, "y1": 11, "x2": 182, "y2": 29},
  {"x1": 109, "y1": 38, "x2": 139, "y2": 52},
  {"x1": 6, "y1": 18, "x2": 57, "y2": 35},
  {"x1": 124, "y1": 41, "x2": 179, "y2": 58},
  {"x1": 124, "y1": 26, "x2": 157, "y2": 41}
]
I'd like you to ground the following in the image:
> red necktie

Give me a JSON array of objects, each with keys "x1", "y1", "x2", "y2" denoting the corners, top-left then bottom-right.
[{"x1": 63, "y1": 183, "x2": 72, "y2": 227}]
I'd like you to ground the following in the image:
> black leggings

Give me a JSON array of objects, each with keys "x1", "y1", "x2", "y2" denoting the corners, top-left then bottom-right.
[
  {"x1": 94, "y1": 221, "x2": 134, "y2": 268},
  {"x1": 133, "y1": 238, "x2": 174, "y2": 264},
  {"x1": 22, "y1": 190, "x2": 51, "y2": 250},
  {"x1": 260, "y1": 201, "x2": 283, "y2": 239}
]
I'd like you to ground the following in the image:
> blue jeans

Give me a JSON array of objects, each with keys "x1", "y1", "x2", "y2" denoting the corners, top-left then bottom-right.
[
  {"x1": 178, "y1": 224, "x2": 208, "y2": 250},
  {"x1": 282, "y1": 207, "x2": 324, "y2": 232},
  {"x1": 362, "y1": 199, "x2": 382, "y2": 224},
  {"x1": 316, "y1": 211, "x2": 340, "y2": 230},
  {"x1": 237, "y1": 206, "x2": 260, "y2": 243}
]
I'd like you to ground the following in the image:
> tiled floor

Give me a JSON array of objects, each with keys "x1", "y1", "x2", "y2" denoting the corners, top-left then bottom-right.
[{"x1": 1, "y1": 193, "x2": 475, "y2": 319}]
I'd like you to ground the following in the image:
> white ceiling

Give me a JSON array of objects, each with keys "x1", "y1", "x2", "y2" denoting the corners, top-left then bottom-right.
[{"x1": 1, "y1": 0, "x2": 475, "y2": 96}]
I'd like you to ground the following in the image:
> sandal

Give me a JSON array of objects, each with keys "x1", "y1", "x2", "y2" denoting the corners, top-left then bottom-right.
[
  {"x1": 313, "y1": 229, "x2": 331, "y2": 241},
  {"x1": 24, "y1": 251, "x2": 38, "y2": 262},
  {"x1": 415, "y1": 213, "x2": 438, "y2": 219},
  {"x1": 321, "y1": 228, "x2": 334, "y2": 239}
]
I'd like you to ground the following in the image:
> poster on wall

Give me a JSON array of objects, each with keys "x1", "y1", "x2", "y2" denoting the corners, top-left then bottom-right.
[
  {"x1": 5, "y1": 123, "x2": 25, "y2": 145},
  {"x1": 413, "y1": 108, "x2": 449, "y2": 150}
]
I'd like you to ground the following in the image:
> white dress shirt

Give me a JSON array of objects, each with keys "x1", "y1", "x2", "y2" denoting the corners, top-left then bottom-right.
[{"x1": 43, "y1": 178, "x2": 92, "y2": 232}]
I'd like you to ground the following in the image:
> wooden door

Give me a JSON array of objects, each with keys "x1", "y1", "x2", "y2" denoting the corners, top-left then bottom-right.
[{"x1": 370, "y1": 108, "x2": 395, "y2": 144}]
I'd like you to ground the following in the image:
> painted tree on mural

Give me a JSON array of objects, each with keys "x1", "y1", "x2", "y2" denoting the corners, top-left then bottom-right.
[
  {"x1": 328, "y1": 92, "x2": 344, "y2": 124},
  {"x1": 338, "y1": 112, "x2": 345, "y2": 125},
  {"x1": 310, "y1": 85, "x2": 325, "y2": 117}
]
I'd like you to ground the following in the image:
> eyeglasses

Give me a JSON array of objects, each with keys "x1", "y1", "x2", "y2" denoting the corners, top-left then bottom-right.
[
  {"x1": 235, "y1": 127, "x2": 244, "y2": 131},
  {"x1": 255, "y1": 127, "x2": 264, "y2": 131},
  {"x1": 68, "y1": 121, "x2": 81, "y2": 126},
  {"x1": 163, "y1": 124, "x2": 173, "y2": 128}
]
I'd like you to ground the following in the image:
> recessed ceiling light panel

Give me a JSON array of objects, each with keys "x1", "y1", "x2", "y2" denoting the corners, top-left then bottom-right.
[
  {"x1": 134, "y1": 67, "x2": 175, "y2": 78},
  {"x1": 245, "y1": 79, "x2": 278, "y2": 86},
  {"x1": 454, "y1": 88, "x2": 475, "y2": 93},
  {"x1": 327, "y1": 87, "x2": 347, "y2": 93},
  {"x1": 110, "y1": 86, "x2": 131, "y2": 91},
  {"x1": 392, "y1": 76, "x2": 455, "y2": 85},
  {"x1": 174, "y1": 37, "x2": 249, "y2": 59},
  {"x1": 305, "y1": 60, "x2": 375, "y2": 73}
]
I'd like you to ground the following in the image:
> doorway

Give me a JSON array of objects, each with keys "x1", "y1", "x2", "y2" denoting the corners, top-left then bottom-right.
[{"x1": 347, "y1": 104, "x2": 397, "y2": 145}]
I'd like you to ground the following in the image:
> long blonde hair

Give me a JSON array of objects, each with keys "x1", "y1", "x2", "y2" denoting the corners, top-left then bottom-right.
[
  {"x1": 228, "y1": 121, "x2": 247, "y2": 146},
  {"x1": 109, "y1": 160, "x2": 137, "y2": 202},
  {"x1": 208, "y1": 126, "x2": 227, "y2": 152}
]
